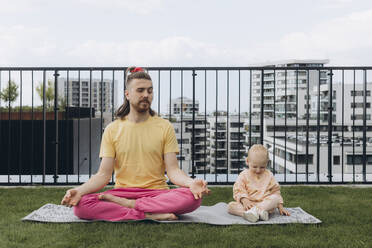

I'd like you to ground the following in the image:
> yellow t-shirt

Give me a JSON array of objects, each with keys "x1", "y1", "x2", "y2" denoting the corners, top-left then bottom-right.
[{"x1": 99, "y1": 115, "x2": 179, "y2": 189}]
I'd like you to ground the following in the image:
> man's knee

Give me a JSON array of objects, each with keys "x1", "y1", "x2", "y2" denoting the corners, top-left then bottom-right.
[
  {"x1": 73, "y1": 194, "x2": 98, "y2": 219},
  {"x1": 173, "y1": 188, "x2": 202, "y2": 214}
]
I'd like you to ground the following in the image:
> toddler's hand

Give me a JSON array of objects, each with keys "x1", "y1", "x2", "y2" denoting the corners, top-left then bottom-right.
[
  {"x1": 241, "y1": 198, "x2": 254, "y2": 210},
  {"x1": 278, "y1": 204, "x2": 291, "y2": 216}
]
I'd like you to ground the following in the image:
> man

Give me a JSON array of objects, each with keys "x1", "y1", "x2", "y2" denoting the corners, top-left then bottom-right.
[{"x1": 61, "y1": 67, "x2": 210, "y2": 221}]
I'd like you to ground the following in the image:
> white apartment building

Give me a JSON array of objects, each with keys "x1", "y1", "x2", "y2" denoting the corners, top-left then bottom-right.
[
  {"x1": 165, "y1": 97, "x2": 208, "y2": 174},
  {"x1": 171, "y1": 115, "x2": 209, "y2": 174},
  {"x1": 251, "y1": 59, "x2": 329, "y2": 119},
  {"x1": 311, "y1": 82, "x2": 372, "y2": 124},
  {"x1": 58, "y1": 78, "x2": 118, "y2": 114},
  {"x1": 262, "y1": 87, "x2": 372, "y2": 179},
  {"x1": 168, "y1": 97, "x2": 199, "y2": 116},
  {"x1": 208, "y1": 115, "x2": 246, "y2": 174}
]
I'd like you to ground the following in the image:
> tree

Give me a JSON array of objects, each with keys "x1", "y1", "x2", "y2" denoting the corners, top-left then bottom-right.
[
  {"x1": 36, "y1": 80, "x2": 55, "y2": 110},
  {"x1": 0, "y1": 80, "x2": 19, "y2": 108},
  {"x1": 36, "y1": 80, "x2": 66, "y2": 111}
]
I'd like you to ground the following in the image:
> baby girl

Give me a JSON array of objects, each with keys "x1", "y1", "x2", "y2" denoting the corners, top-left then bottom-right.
[{"x1": 228, "y1": 144, "x2": 290, "y2": 222}]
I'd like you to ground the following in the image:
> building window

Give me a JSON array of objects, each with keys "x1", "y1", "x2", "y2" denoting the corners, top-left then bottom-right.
[
  {"x1": 295, "y1": 155, "x2": 313, "y2": 164},
  {"x1": 351, "y1": 90, "x2": 371, "y2": 97},
  {"x1": 347, "y1": 155, "x2": 372, "y2": 165},
  {"x1": 351, "y1": 102, "x2": 371, "y2": 108},
  {"x1": 334, "y1": 156, "x2": 340, "y2": 165},
  {"x1": 351, "y1": 114, "x2": 371, "y2": 120}
]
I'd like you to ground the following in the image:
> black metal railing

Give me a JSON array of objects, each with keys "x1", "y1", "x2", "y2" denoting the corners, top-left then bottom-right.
[{"x1": 0, "y1": 66, "x2": 372, "y2": 185}]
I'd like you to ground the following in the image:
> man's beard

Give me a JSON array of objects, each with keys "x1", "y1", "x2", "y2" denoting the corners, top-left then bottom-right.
[{"x1": 132, "y1": 100, "x2": 151, "y2": 113}]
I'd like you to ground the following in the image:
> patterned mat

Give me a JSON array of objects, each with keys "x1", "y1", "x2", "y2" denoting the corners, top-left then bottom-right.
[{"x1": 22, "y1": 202, "x2": 321, "y2": 225}]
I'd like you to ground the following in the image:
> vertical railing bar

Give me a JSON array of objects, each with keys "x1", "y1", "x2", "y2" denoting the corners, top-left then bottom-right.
[
  {"x1": 260, "y1": 69, "x2": 264, "y2": 144},
  {"x1": 249, "y1": 70, "x2": 252, "y2": 148},
  {"x1": 158, "y1": 71, "x2": 161, "y2": 114},
  {"x1": 327, "y1": 69, "x2": 333, "y2": 183},
  {"x1": 66, "y1": 71, "x2": 70, "y2": 184},
  {"x1": 238, "y1": 69, "x2": 241, "y2": 174},
  {"x1": 31, "y1": 70, "x2": 34, "y2": 184},
  {"x1": 111, "y1": 71, "x2": 115, "y2": 117},
  {"x1": 100, "y1": 70, "x2": 103, "y2": 140},
  {"x1": 284, "y1": 69, "x2": 287, "y2": 183},
  {"x1": 7, "y1": 70, "x2": 11, "y2": 184},
  {"x1": 352, "y1": 70, "x2": 355, "y2": 182},
  {"x1": 78, "y1": 70, "x2": 81, "y2": 183},
  {"x1": 215, "y1": 70, "x2": 218, "y2": 182},
  {"x1": 306, "y1": 69, "x2": 310, "y2": 182},
  {"x1": 317, "y1": 69, "x2": 320, "y2": 183},
  {"x1": 169, "y1": 70, "x2": 172, "y2": 120},
  {"x1": 204, "y1": 70, "x2": 207, "y2": 180},
  {"x1": 180, "y1": 70, "x2": 183, "y2": 170},
  {"x1": 363, "y1": 69, "x2": 367, "y2": 182},
  {"x1": 192, "y1": 69, "x2": 196, "y2": 179},
  {"x1": 65, "y1": 70, "x2": 73, "y2": 184},
  {"x1": 180, "y1": 70, "x2": 182, "y2": 170},
  {"x1": 124, "y1": 68, "x2": 127, "y2": 92},
  {"x1": 295, "y1": 69, "x2": 298, "y2": 183},
  {"x1": 341, "y1": 70, "x2": 344, "y2": 182},
  {"x1": 273, "y1": 69, "x2": 276, "y2": 175},
  {"x1": 19, "y1": 70, "x2": 23, "y2": 184},
  {"x1": 42, "y1": 70, "x2": 46, "y2": 184},
  {"x1": 226, "y1": 70, "x2": 229, "y2": 183},
  {"x1": 54, "y1": 69, "x2": 59, "y2": 184},
  {"x1": 89, "y1": 70, "x2": 92, "y2": 179}
]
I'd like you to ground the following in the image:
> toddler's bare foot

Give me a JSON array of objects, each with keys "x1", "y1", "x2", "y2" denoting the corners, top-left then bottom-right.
[
  {"x1": 145, "y1": 213, "x2": 178, "y2": 221},
  {"x1": 98, "y1": 194, "x2": 135, "y2": 208}
]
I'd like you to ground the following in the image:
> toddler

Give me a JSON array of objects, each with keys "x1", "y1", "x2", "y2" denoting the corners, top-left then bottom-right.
[{"x1": 228, "y1": 144, "x2": 290, "y2": 222}]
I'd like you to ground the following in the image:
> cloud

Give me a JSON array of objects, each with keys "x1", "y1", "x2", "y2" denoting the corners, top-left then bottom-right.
[
  {"x1": 1, "y1": 8, "x2": 372, "y2": 66},
  {"x1": 251, "y1": 9, "x2": 372, "y2": 65},
  {"x1": 0, "y1": 0, "x2": 165, "y2": 15},
  {"x1": 77, "y1": 0, "x2": 166, "y2": 15},
  {"x1": 65, "y1": 36, "x2": 249, "y2": 66},
  {"x1": 0, "y1": 25, "x2": 57, "y2": 66},
  {"x1": 0, "y1": 0, "x2": 46, "y2": 14},
  {"x1": 320, "y1": 0, "x2": 353, "y2": 9}
]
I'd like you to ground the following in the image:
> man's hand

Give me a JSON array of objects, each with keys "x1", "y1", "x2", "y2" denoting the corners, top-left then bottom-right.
[
  {"x1": 189, "y1": 179, "x2": 211, "y2": 200},
  {"x1": 240, "y1": 198, "x2": 254, "y2": 210},
  {"x1": 61, "y1": 188, "x2": 82, "y2": 207},
  {"x1": 278, "y1": 203, "x2": 291, "y2": 216}
]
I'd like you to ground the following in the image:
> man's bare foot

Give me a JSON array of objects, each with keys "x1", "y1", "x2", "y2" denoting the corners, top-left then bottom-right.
[
  {"x1": 98, "y1": 194, "x2": 136, "y2": 208},
  {"x1": 145, "y1": 213, "x2": 178, "y2": 221}
]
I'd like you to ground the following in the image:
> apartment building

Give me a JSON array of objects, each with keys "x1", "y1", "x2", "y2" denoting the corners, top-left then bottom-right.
[
  {"x1": 311, "y1": 82, "x2": 372, "y2": 124},
  {"x1": 251, "y1": 59, "x2": 329, "y2": 119},
  {"x1": 166, "y1": 97, "x2": 209, "y2": 174},
  {"x1": 169, "y1": 97, "x2": 199, "y2": 116},
  {"x1": 58, "y1": 78, "x2": 118, "y2": 114},
  {"x1": 263, "y1": 86, "x2": 372, "y2": 179},
  {"x1": 208, "y1": 115, "x2": 246, "y2": 174},
  {"x1": 171, "y1": 115, "x2": 209, "y2": 174}
]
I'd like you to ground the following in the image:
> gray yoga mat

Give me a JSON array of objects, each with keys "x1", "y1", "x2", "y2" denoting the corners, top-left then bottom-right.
[{"x1": 22, "y1": 202, "x2": 321, "y2": 225}]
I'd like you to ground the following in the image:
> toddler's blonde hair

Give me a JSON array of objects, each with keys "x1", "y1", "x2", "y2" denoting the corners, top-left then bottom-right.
[{"x1": 247, "y1": 144, "x2": 269, "y2": 162}]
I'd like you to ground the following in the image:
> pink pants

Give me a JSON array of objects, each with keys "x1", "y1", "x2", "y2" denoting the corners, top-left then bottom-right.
[{"x1": 73, "y1": 187, "x2": 202, "y2": 221}]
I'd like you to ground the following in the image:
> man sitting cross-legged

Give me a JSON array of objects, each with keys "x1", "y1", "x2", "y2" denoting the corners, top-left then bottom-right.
[{"x1": 61, "y1": 66, "x2": 210, "y2": 221}]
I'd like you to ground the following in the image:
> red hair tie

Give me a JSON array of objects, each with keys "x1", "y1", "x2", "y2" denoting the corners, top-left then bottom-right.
[{"x1": 131, "y1": 67, "x2": 144, "y2": 73}]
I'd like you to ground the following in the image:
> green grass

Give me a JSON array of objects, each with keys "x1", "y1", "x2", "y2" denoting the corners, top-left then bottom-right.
[{"x1": 1, "y1": 186, "x2": 372, "y2": 248}]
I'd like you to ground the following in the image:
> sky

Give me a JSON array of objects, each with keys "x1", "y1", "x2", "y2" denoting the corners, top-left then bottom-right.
[
  {"x1": 1, "y1": 0, "x2": 372, "y2": 114},
  {"x1": 1, "y1": 0, "x2": 372, "y2": 67}
]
